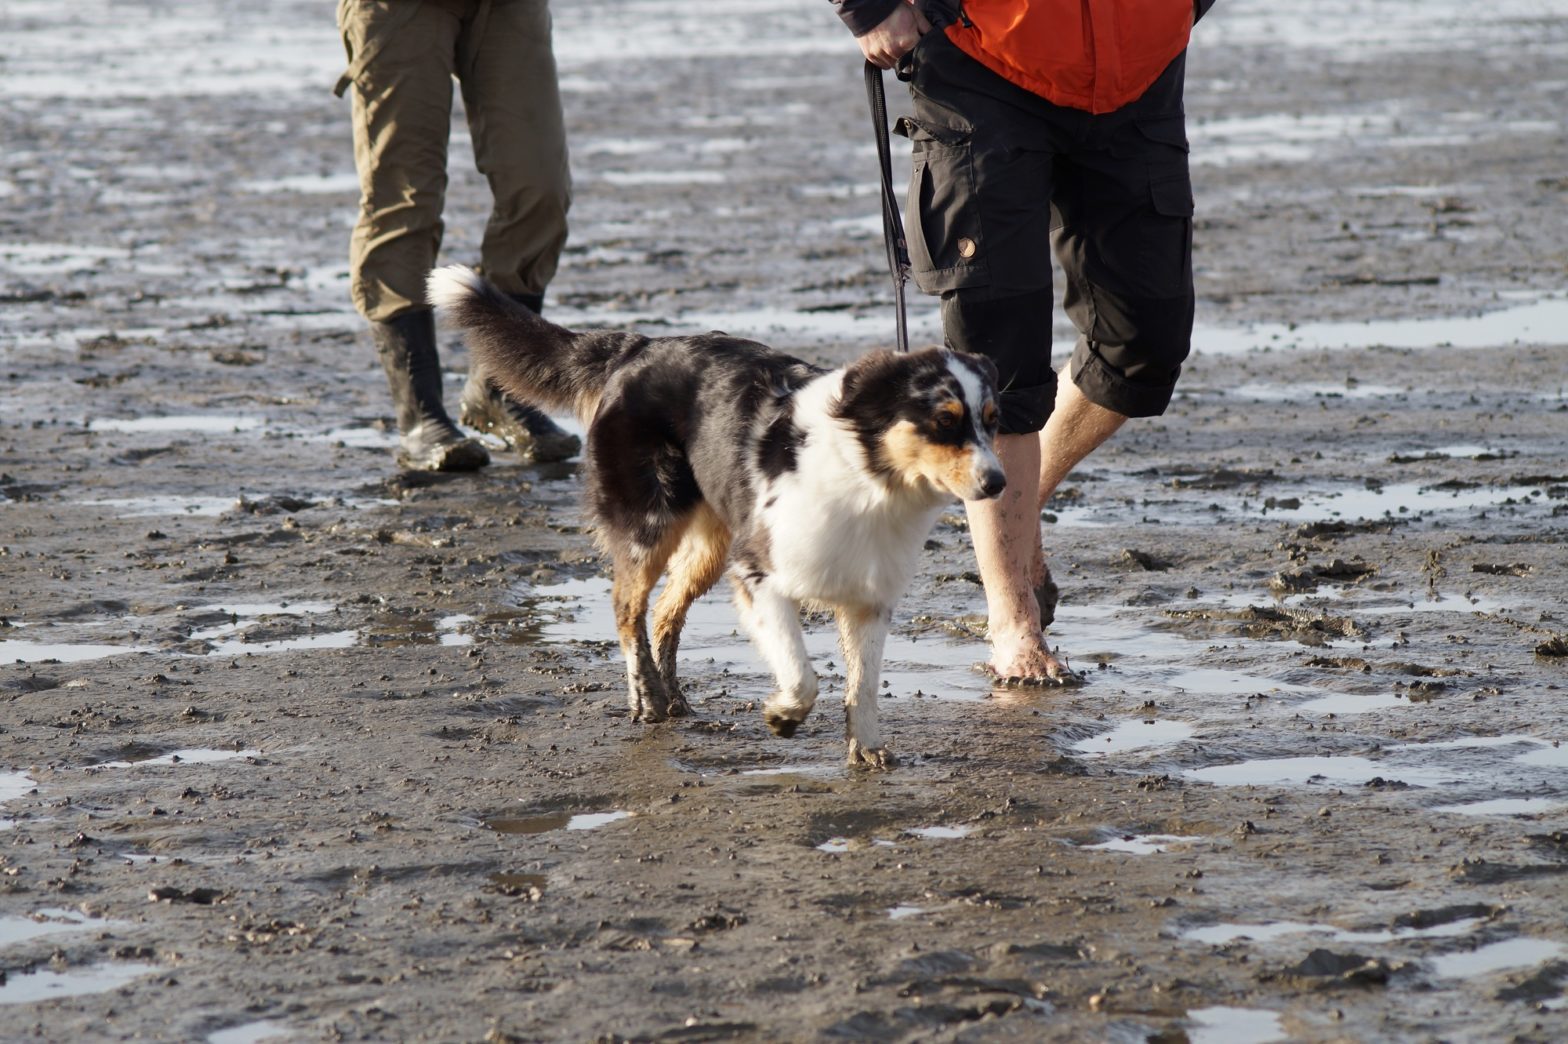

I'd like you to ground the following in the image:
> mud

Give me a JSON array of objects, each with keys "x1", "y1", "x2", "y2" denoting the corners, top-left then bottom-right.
[{"x1": 3, "y1": 1, "x2": 1567, "y2": 1041}]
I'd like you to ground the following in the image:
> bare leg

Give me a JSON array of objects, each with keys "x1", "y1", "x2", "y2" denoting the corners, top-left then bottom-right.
[
  {"x1": 967, "y1": 369, "x2": 1127, "y2": 681},
  {"x1": 837, "y1": 605, "x2": 894, "y2": 769}
]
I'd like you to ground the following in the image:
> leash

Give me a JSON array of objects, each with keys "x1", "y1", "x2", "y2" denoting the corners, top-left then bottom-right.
[{"x1": 864, "y1": 60, "x2": 911, "y2": 353}]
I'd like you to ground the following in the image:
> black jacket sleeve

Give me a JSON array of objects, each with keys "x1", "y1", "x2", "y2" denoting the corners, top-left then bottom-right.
[
  {"x1": 832, "y1": 0, "x2": 904, "y2": 37},
  {"x1": 1195, "y1": 0, "x2": 1217, "y2": 23}
]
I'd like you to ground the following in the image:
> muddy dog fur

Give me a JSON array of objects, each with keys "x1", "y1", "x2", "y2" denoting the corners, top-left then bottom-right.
[{"x1": 428, "y1": 265, "x2": 1005, "y2": 766}]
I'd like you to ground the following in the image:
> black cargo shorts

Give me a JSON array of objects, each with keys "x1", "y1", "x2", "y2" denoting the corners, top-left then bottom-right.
[{"x1": 896, "y1": 32, "x2": 1195, "y2": 432}]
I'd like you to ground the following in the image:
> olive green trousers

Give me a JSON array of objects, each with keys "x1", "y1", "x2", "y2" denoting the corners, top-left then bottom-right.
[{"x1": 336, "y1": 0, "x2": 571, "y2": 321}]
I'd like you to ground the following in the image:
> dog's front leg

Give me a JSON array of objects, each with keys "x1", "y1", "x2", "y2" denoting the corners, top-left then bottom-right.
[
  {"x1": 837, "y1": 604, "x2": 895, "y2": 769},
  {"x1": 734, "y1": 579, "x2": 818, "y2": 738}
]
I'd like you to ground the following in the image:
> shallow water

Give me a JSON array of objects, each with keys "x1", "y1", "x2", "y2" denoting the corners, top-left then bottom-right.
[
  {"x1": 1082, "y1": 834, "x2": 1204, "y2": 855},
  {"x1": 1427, "y1": 938, "x2": 1568, "y2": 979},
  {"x1": 0, "y1": 962, "x2": 159, "y2": 1006},
  {"x1": 90, "y1": 748, "x2": 260, "y2": 770},
  {"x1": 484, "y1": 810, "x2": 629, "y2": 835},
  {"x1": 1186, "y1": 1005, "x2": 1286, "y2": 1044}
]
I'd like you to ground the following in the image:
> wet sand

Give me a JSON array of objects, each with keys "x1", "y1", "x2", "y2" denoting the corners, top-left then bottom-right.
[{"x1": 3, "y1": 1, "x2": 1567, "y2": 1040}]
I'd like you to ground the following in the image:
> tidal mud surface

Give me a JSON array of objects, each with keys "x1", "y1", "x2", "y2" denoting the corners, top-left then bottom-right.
[{"x1": 3, "y1": 1, "x2": 1567, "y2": 1040}]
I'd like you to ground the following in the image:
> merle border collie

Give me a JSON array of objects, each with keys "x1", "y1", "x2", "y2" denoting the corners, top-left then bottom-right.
[{"x1": 427, "y1": 265, "x2": 1004, "y2": 767}]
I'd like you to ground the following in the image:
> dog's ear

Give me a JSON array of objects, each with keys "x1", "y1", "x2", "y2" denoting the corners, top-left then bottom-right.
[{"x1": 837, "y1": 349, "x2": 905, "y2": 414}]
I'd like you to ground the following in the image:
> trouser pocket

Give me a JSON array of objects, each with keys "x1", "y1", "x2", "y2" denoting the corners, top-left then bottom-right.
[{"x1": 897, "y1": 116, "x2": 990, "y2": 294}]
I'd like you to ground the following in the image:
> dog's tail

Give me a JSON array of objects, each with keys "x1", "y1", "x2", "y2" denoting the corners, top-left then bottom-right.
[{"x1": 426, "y1": 265, "x2": 632, "y2": 422}]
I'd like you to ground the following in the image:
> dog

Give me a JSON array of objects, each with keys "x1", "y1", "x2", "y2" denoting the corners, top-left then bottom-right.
[{"x1": 427, "y1": 265, "x2": 1005, "y2": 767}]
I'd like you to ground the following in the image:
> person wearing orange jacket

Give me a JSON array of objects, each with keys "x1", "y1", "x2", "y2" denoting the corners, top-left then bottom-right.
[{"x1": 835, "y1": 0, "x2": 1216, "y2": 684}]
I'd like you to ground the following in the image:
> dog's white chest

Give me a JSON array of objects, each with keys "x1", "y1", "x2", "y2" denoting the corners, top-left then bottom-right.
[{"x1": 761, "y1": 480, "x2": 940, "y2": 609}]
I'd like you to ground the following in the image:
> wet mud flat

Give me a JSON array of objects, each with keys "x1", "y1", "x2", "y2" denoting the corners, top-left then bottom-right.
[{"x1": 4, "y1": 0, "x2": 1568, "y2": 1041}]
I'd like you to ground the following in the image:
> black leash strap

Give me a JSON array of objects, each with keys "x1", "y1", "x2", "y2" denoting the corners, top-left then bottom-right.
[{"x1": 864, "y1": 60, "x2": 911, "y2": 353}]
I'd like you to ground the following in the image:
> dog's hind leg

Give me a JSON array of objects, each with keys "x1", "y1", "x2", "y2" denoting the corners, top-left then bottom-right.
[
  {"x1": 733, "y1": 579, "x2": 818, "y2": 738},
  {"x1": 650, "y1": 504, "x2": 731, "y2": 717},
  {"x1": 611, "y1": 534, "x2": 681, "y2": 723},
  {"x1": 837, "y1": 604, "x2": 896, "y2": 769}
]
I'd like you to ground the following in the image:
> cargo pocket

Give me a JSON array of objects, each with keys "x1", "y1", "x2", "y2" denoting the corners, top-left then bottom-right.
[{"x1": 896, "y1": 116, "x2": 990, "y2": 295}]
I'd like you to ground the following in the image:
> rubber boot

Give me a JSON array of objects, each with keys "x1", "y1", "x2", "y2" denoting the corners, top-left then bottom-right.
[
  {"x1": 372, "y1": 309, "x2": 490, "y2": 473},
  {"x1": 457, "y1": 291, "x2": 582, "y2": 463}
]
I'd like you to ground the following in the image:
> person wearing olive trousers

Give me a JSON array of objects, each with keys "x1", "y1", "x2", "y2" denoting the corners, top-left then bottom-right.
[{"x1": 336, "y1": 0, "x2": 579, "y2": 470}]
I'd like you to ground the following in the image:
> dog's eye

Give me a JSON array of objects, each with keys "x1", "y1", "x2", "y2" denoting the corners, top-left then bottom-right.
[{"x1": 935, "y1": 411, "x2": 960, "y2": 430}]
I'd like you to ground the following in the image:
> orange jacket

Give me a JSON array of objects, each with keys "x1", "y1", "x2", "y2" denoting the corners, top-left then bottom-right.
[
  {"x1": 834, "y1": 1, "x2": 1213, "y2": 114},
  {"x1": 947, "y1": 0, "x2": 1194, "y2": 113}
]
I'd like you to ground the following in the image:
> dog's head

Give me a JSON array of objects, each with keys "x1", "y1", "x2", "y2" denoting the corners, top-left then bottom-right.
[{"x1": 832, "y1": 348, "x2": 1006, "y2": 501}]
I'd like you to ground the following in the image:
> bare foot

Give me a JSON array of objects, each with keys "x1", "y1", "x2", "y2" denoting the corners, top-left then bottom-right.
[
  {"x1": 847, "y1": 740, "x2": 896, "y2": 770},
  {"x1": 985, "y1": 627, "x2": 1080, "y2": 686}
]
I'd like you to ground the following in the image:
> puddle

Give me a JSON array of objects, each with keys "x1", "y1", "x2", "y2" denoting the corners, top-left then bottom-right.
[
  {"x1": 0, "y1": 908, "x2": 114, "y2": 948},
  {"x1": 526, "y1": 577, "x2": 1213, "y2": 705},
  {"x1": 206, "y1": 1021, "x2": 296, "y2": 1044},
  {"x1": 484, "y1": 811, "x2": 629, "y2": 835},
  {"x1": 1430, "y1": 798, "x2": 1566, "y2": 817},
  {"x1": 905, "y1": 825, "x2": 973, "y2": 840},
  {"x1": 740, "y1": 764, "x2": 840, "y2": 779},
  {"x1": 90, "y1": 748, "x2": 259, "y2": 770},
  {"x1": 1515, "y1": 744, "x2": 1568, "y2": 769},
  {"x1": 1, "y1": 639, "x2": 155, "y2": 664},
  {"x1": 816, "y1": 838, "x2": 852, "y2": 854},
  {"x1": 3, "y1": 771, "x2": 39, "y2": 804},
  {"x1": 0, "y1": 962, "x2": 159, "y2": 1005},
  {"x1": 1167, "y1": 669, "x2": 1322, "y2": 698},
  {"x1": 186, "y1": 602, "x2": 339, "y2": 642},
  {"x1": 202, "y1": 630, "x2": 360, "y2": 657},
  {"x1": 887, "y1": 905, "x2": 930, "y2": 921},
  {"x1": 559, "y1": 303, "x2": 944, "y2": 348},
  {"x1": 527, "y1": 577, "x2": 995, "y2": 701},
  {"x1": 1428, "y1": 938, "x2": 1568, "y2": 979},
  {"x1": 1184, "y1": 917, "x2": 1484, "y2": 947},
  {"x1": 1186, "y1": 1006, "x2": 1286, "y2": 1044},
  {"x1": 1071, "y1": 719, "x2": 1196, "y2": 756},
  {"x1": 1292, "y1": 691, "x2": 1409, "y2": 715},
  {"x1": 1254, "y1": 481, "x2": 1549, "y2": 525},
  {"x1": 308, "y1": 425, "x2": 400, "y2": 449},
  {"x1": 85, "y1": 496, "x2": 236, "y2": 518},
  {"x1": 1183, "y1": 755, "x2": 1456, "y2": 789},
  {"x1": 86, "y1": 415, "x2": 264, "y2": 434},
  {"x1": 1229, "y1": 381, "x2": 1406, "y2": 402},
  {"x1": 1194, "y1": 294, "x2": 1568, "y2": 356},
  {"x1": 1082, "y1": 834, "x2": 1203, "y2": 855}
]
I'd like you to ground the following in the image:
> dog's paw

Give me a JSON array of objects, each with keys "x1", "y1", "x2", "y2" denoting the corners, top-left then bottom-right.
[
  {"x1": 764, "y1": 708, "x2": 804, "y2": 738},
  {"x1": 847, "y1": 740, "x2": 897, "y2": 770},
  {"x1": 629, "y1": 686, "x2": 671, "y2": 723},
  {"x1": 665, "y1": 690, "x2": 692, "y2": 718}
]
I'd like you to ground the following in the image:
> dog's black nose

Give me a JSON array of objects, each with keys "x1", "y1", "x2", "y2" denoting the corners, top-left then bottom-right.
[{"x1": 980, "y1": 469, "x2": 1007, "y2": 498}]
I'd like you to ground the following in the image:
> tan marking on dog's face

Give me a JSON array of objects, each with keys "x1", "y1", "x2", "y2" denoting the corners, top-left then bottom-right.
[
  {"x1": 980, "y1": 399, "x2": 998, "y2": 430},
  {"x1": 882, "y1": 420, "x2": 986, "y2": 497}
]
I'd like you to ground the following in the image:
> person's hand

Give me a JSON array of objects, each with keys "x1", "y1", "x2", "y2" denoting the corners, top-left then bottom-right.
[{"x1": 857, "y1": 1, "x2": 931, "y2": 69}]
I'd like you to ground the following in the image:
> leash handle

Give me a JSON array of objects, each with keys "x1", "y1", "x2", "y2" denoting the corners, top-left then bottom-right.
[{"x1": 864, "y1": 61, "x2": 911, "y2": 354}]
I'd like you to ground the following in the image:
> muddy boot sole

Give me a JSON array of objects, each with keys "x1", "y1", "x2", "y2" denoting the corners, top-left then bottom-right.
[
  {"x1": 459, "y1": 388, "x2": 580, "y2": 463},
  {"x1": 396, "y1": 423, "x2": 490, "y2": 473}
]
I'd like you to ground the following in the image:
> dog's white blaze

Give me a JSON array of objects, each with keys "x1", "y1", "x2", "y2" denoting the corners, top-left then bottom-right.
[{"x1": 944, "y1": 353, "x2": 1003, "y2": 493}]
